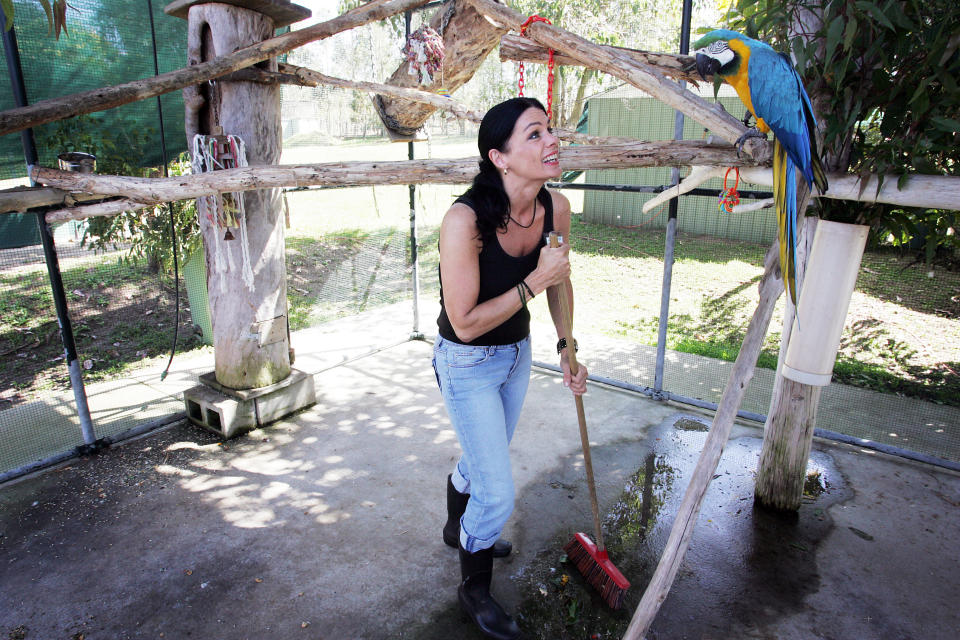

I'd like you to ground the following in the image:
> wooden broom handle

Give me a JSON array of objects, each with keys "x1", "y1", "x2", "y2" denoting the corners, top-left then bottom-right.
[{"x1": 548, "y1": 232, "x2": 605, "y2": 551}]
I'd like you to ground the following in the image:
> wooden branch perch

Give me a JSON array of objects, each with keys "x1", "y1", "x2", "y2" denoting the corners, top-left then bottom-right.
[
  {"x1": 46, "y1": 198, "x2": 152, "y2": 224},
  {"x1": 0, "y1": 0, "x2": 430, "y2": 136},
  {"x1": 499, "y1": 33, "x2": 701, "y2": 84},
  {"x1": 278, "y1": 63, "x2": 488, "y2": 124},
  {"x1": 462, "y1": 0, "x2": 768, "y2": 162},
  {"x1": 647, "y1": 166, "x2": 960, "y2": 213},
  {"x1": 28, "y1": 141, "x2": 753, "y2": 206}
]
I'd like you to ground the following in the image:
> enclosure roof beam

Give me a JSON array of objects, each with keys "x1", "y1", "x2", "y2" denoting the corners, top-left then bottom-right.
[{"x1": 0, "y1": 0, "x2": 430, "y2": 137}]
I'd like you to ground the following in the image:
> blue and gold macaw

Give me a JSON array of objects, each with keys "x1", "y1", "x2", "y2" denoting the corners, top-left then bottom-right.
[{"x1": 692, "y1": 29, "x2": 828, "y2": 306}]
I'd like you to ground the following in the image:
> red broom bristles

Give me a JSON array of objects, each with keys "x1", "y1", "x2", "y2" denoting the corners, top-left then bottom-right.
[{"x1": 564, "y1": 532, "x2": 630, "y2": 610}]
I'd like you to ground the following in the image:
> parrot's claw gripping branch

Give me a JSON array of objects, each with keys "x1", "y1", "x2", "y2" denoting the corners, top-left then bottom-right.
[{"x1": 735, "y1": 127, "x2": 768, "y2": 157}]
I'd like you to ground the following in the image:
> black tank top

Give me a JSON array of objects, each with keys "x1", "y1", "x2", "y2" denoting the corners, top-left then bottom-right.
[{"x1": 437, "y1": 188, "x2": 554, "y2": 346}]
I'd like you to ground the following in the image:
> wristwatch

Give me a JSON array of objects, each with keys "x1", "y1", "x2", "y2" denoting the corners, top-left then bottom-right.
[{"x1": 556, "y1": 337, "x2": 578, "y2": 354}]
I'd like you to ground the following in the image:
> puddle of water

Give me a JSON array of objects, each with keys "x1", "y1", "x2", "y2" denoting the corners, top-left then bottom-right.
[{"x1": 509, "y1": 416, "x2": 846, "y2": 639}]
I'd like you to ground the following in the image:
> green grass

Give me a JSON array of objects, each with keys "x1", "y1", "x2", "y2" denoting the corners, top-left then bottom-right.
[{"x1": 540, "y1": 218, "x2": 959, "y2": 407}]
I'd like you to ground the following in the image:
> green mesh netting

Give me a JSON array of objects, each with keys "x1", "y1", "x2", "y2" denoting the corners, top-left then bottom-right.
[{"x1": 0, "y1": 0, "x2": 189, "y2": 181}]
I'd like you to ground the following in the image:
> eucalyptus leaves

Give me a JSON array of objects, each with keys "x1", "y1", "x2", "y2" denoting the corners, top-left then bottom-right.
[{"x1": 2, "y1": 0, "x2": 70, "y2": 38}]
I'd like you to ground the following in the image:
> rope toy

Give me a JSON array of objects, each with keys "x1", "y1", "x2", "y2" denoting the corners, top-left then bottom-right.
[
  {"x1": 191, "y1": 133, "x2": 255, "y2": 292},
  {"x1": 404, "y1": 25, "x2": 444, "y2": 86},
  {"x1": 718, "y1": 166, "x2": 740, "y2": 214},
  {"x1": 518, "y1": 15, "x2": 555, "y2": 124}
]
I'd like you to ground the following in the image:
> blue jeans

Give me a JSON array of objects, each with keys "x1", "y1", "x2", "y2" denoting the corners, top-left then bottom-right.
[{"x1": 432, "y1": 335, "x2": 532, "y2": 552}]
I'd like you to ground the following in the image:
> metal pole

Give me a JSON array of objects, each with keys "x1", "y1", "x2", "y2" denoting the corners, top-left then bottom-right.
[
  {"x1": 405, "y1": 10, "x2": 422, "y2": 338},
  {"x1": 2, "y1": 24, "x2": 96, "y2": 445},
  {"x1": 653, "y1": 0, "x2": 693, "y2": 395}
]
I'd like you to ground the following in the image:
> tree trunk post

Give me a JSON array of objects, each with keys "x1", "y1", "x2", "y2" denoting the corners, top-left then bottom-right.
[
  {"x1": 754, "y1": 377, "x2": 822, "y2": 510},
  {"x1": 177, "y1": 0, "x2": 315, "y2": 437},
  {"x1": 755, "y1": 215, "x2": 818, "y2": 511},
  {"x1": 185, "y1": 1, "x2": 289, "y2": 389}
]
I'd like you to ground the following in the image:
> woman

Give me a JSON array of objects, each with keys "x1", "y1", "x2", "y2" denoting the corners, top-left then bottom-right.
[{"x1": 432, "y1": 97, "x2": 588, "y2": 639}]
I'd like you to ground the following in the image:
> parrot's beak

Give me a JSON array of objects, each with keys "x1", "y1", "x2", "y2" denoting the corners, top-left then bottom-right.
[{"x1": 695, "y1": 53, "x2": 721, "y2": 81}]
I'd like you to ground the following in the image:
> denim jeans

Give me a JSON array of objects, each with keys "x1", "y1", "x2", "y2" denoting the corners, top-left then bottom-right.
[{"x1": 432, "y1": 335, "x2": 532, "y2": 552}]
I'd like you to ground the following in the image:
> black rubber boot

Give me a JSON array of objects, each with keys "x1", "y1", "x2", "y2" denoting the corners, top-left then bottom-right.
[
  {"x1": 458, "y1": 544, "x2": 521, "y2": 640},
  {"x1": 443, "y1": 474, "x2": 512, "y2": 558}
]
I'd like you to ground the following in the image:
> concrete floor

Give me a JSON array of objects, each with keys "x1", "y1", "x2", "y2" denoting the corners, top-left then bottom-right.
[{"x1": 1, "y1": 339, "x2": 959, "y2": 640}]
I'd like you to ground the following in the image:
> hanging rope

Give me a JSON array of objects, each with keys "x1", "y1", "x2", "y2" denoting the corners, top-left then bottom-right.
[
  {"x1": 404, "y1": 25, "x2": 444, "y2": 86},
  {"x1": 518, "y1": 15, "x2": 556, "y2": 124},
  {"x1": 718, "y1": 166, "x2": 741, "y2": 214},
  {"x1": 191, "y1": 133, "x2": 255, "y2": 292}
]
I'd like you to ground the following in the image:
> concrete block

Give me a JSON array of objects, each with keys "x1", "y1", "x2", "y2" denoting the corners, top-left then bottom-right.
[
  {"x1": 184, "y1": 369, "x2": 317, "y2": 438},
  {"x1": 254, "y1": 369, "x2": 316, "y2": 425},
  {"x1": 184, "y1": 384, "x2": 256, "y2": 439}
]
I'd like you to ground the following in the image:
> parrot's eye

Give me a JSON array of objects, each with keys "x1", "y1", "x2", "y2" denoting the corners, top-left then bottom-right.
[{"x1": 706, "y1": 41, "x2": 728, "y2": 54}]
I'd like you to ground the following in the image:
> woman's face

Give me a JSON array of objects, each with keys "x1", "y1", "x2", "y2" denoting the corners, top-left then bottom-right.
[{"x1": 495, "y1": 107, "x2": 561, "y2": 181}]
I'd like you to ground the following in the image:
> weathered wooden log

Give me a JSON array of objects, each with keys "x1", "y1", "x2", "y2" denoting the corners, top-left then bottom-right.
[
  {"x1": 0, "y1": 185, "x2": 110, "y2": 214},
  {"x1": 45, "y1": 198, "x2": 150, "y2": 224},
  {"x1": 623, "y1": 240, "x2": 785, "y2": 640},
  {"x1": 29, "y1": 141, "x2": 759, "y2": 201},
  {"x1": 0, "y1": 0, "x2": 429, "y2": 136},
  {"x1": 754, "y1": 378, "x2": 823, "y2": 510},
  {"x1": 499, "y1": 33, "x2": 701, "y2": 84},
  {"x1": 220, "y1": 67, "x2": 315, "y2": 86},
  {"x1": 26, "y1": 155, "x2": 960, "y2": 220},
  {"x1": 372, "y1": 0, "x2": 507, "y2": 137},
  {"x1": 185, "y1": 1, "x2": 290, "y2": 390},
  {"x1": 463, "y1": 0, "x2": 769, "y2": 162}
]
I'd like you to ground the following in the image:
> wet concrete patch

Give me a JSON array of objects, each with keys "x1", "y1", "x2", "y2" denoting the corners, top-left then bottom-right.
[{"x1": 408, "y1": 413, "x2": 850, "y2": 639}]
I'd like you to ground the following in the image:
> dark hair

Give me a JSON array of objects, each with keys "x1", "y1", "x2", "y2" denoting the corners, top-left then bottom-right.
[{"x1": 462, "y1": 97, "x2": 547, "y2": 243}]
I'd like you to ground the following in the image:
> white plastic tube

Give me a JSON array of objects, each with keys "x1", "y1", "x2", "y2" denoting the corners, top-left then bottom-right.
[{"x1": 782, "y1": 220, "x2": 869, "y2": 386}]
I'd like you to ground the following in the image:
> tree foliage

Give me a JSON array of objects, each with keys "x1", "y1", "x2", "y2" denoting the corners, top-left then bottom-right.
[
  {"x1": 721, "y1": 0, "x2": 960, "y2": 257},
  {"x1": 2, "y1": 0, "x2": 69, "y2": 38}
]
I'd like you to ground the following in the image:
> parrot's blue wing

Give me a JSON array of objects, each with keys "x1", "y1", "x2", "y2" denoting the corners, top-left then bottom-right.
[{"x1": 747, "y1": 47, "x2": 816, "y2": 186}]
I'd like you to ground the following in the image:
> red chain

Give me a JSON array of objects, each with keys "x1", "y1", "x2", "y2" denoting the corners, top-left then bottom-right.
[{"x1": 518, "y1": 15, "x2": 555, "y2": 124}]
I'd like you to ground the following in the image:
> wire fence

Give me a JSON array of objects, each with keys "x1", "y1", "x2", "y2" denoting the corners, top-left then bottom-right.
[
  {"x1": 1, "y1": 4, "x2": 958, "y2": 481},
  {"x1": 2, "y1": 150, "x2": 959, "y2": 480}
]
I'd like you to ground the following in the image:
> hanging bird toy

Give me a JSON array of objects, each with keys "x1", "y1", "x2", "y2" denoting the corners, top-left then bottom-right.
[
  {"x1": 718, "y1": 166, "x2": 741, "y2": 214},
  {"x1": 404, "y1": 25, "x2": 444, "y2": 86},
  {"x1": 191, "y1": 133, "x2": 255, "y2": 292}
]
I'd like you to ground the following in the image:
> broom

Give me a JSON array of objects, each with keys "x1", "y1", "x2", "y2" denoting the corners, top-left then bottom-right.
[{"x1": 548, "y1": 232, "x2": 630, "y2": 610}]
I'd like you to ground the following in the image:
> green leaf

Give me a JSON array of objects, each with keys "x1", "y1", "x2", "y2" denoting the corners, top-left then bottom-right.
[
  {"x1": 930, "y1": 117, "x2": 960, "y2": 132},
  {"x1": 39, "y1": 0, "x2": 53, "y2": 35},
  {"x1": 1, "y1": 0, "x2": 13, "y2": 32},
  {"x1": 825, "y1": 18, "x2": 845, "y2": 64},
  {"x1": 855, "y1": 1, "x2": 896, "y2": 30},
  {"x1": 843, "y1": 17, "x2": 859, "y2": 51}
]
